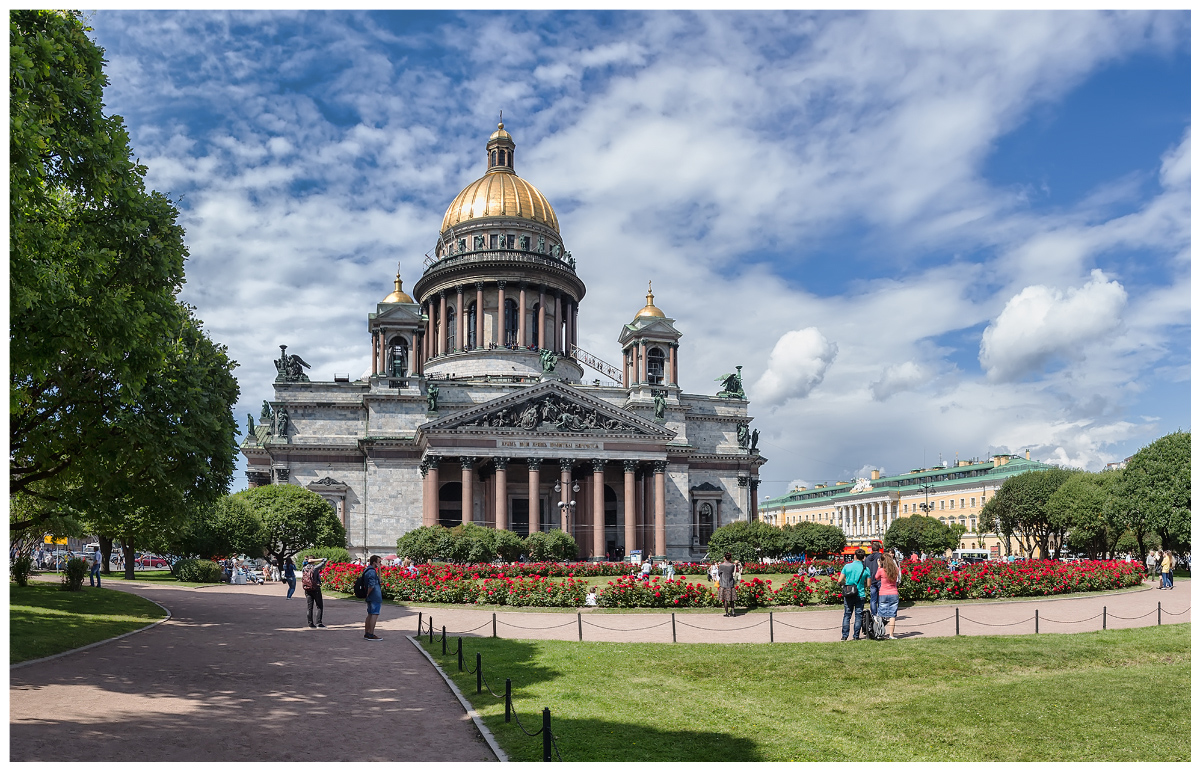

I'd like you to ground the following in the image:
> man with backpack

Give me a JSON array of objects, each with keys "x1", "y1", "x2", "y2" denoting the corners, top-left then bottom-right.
[
  {"x1": 837, "y1": 548, "x2": 870, "y2": 641},
  {"x1": 863, "y1": 543, "x2": 882, "y2": 617},
  {"x1": 358, "y1": 555, "x2": 384, "y2": 640},
  {"x1": 301, "y1": 556, "x2": 328, "y2": 628}
]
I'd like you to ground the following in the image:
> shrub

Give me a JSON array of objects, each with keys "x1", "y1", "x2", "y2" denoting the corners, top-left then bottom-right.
[
  {"x1": 396, "y1": 525, "x2": 450, "y2": 564},
  {"x1": 296, "y1": 546, "x2": 351, "y2": 565},
  {"x1": 598, "y1": 577, "x2": 716, "y2": 609},
  {"x1": 11, "y1": 553, "x2": 35, "y2": 587},
  {"x1": 494, "y1": 529, "x2": 526, "y2": 563},
  {"x1": 173, "y1": 558, "x2": 224, "y2": 583},
  {"x1": 60, "y1": 557, "x2": 88, "y2": 591},
  {"x1": 525, "y1": 530, "x2": 578, "y2": 562}
]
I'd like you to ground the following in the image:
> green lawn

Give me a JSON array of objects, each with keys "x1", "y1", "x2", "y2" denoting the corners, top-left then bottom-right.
[
  {"x1": 95, "y1": 569, "x2": 221, "y2": 587},
  {"x1": 10, "y1": 582, "x2": 168, "y2": 663},
  {"x1": 419, "y1": 624, "x2": 1190, "y2": 762}
]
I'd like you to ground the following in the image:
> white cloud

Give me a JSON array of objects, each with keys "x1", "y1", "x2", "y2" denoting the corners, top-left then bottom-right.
[
  {"x1": 979, "y1": 270, "x2": 1128, "y2": 382},
  {"x1": 752, "y1": 328, "x2": 838, "y2": 406},
  {"x1": 870, "y1": 361, "x2": 931, "y2": 401}
]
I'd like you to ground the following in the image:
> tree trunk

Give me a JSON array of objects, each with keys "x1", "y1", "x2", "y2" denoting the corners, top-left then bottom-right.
[
  {"x1": 122, "y1": 541, "x2": 136, "y2": 580},
  {"x1": 99, "y1": 534, "x2": 114, "y2": 575}
]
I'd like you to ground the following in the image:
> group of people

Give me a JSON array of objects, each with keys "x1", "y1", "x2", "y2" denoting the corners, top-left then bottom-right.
[
  {"x1": 837, "y1": 544, "x2": 902, "y2": 641},
  {"x1": 292, "y1": 555, "x2": 385, "y2": 641},
  {"x1": 1145, "y1": 549, "x2": 1179, "y2": 590}
]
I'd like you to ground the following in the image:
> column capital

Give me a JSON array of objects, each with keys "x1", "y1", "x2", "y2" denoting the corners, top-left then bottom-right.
[
  {"x1": 559, "y1": 458, "x2": 573, "y2": 473},
  {"x1": 623, "y1": 459, "x2": 638, "y2": 474},
  {"x1": 497, "y1": 280, "x2": 506, "y2": 289},
  {"x1": 426, "y1": 454, "x2": 441, "y2": 469},
  {"x1": 475, "y1": 281, "x2": 484, "y2": 290},
  {"x1": 460, "y1": 456, "x2": 476, "y2": 470},
  {"x1": 652, "y1": 460, "x2": 667, "y2": 474},
  {"x1": 737, "y1": 476, "x2": 750, "y2": 487},
  {"x1": 495, "y1": 456, "x2": 509, "y2": 470},
  {"x1": 750, "y1": 478, "x2": 760, "y2": 490},
  {"x1": 527, "y1": 457, "x2": 542, "y2": 471},
  {"x1": 438, "y1": 289, "x2": 446, "y2": 298},
  {"x1": 591, "y1": 458, "x2": 605, "y2": 473}
]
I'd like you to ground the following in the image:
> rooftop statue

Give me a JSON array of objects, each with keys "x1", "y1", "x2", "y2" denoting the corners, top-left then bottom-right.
[
  {"x1": 260, "y1": 400, "x2": 273, "y2": 426},
  {"x1": 750, "y1": 428, "x2": 759, "y2": 453},
  {"x1": 540, "y1": 348, "x2": 558, "y2": 373},
  {"x1": 246, "y1": 413, "x2": 255, "y2": 440},
  {"x1": 274, "y1": 345, "x2": 311, "y2": 383},
  {"x1": 427, "y1": 384, "x2": 440, "y2": 412},
  {"x1": 716, "y1": 365, "x2": 746, "y2": 399},
  {"x1": 275, "y1": 405, "x2": 290, "y2": 438},
  {"x1": 653, "y1": 389, "x2": 666, "y2": 420},
  {"x1": 736, "y1": 422, "x2": 750, "y2": 449}
]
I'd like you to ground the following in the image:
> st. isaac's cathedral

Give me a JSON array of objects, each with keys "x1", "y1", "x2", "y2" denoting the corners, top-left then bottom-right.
[{"x1": 242, "y1": 123, "x2": 765, "y2": 561}]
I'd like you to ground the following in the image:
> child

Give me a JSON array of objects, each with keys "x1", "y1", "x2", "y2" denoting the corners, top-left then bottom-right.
[{"x1": 585, "y1": 587, "x2": 598, "y2": 606}]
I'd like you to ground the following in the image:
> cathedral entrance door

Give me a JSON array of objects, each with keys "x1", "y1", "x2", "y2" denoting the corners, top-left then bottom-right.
[{"x1": 510, "y1": 498, "x2": 530, "y2": 538}]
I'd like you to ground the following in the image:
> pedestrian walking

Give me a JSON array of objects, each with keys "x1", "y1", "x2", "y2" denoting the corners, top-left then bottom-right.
[
  {"x1": 640, "y1": 558, "x2": 653, "y2": 581},
  {"x1": 662, "y1": 560, "x2": 675, "y2": 581},
  {"x1": 89, "y1": 552, "x2": 102, "y2": 588},
  {"x1": 733, "y1": 560, "x2": 744, "y2": 585},
  {"x1": 283, "y1": 557, "x2": 297, "y2": 599},
  {"x1": 708, "y1": 561, "x2": 719, "y2": 584},
  {"x1": 874, "y1": 552, "x2": 901, "y2": 639},
  {"x1": 837, "y1": 548, "x2": 870, "y2": 641},
  {"x1": 863, "y1": 543, "x2": 882, "y2": 616},
  {"x1": 1160, "y1": 550, "x2": 1174, "y2": 590},
  {"x1": 301, "y1": 557, "x2": 328, "y2": 628},
  {"x1": 718, "y1": 553, "x2": 737, "y2": 616},
  {"x1": 363, "y1": 555, "x2": 383, "y2": 640}
]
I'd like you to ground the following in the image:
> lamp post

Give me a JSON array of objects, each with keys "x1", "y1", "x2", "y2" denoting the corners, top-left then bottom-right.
[
  {"x1": 553, "y1": 479, "x2": 580, "y2": 534},
  {"x1": 918, "y1": 483, "x2": 936, "y2": 516}
]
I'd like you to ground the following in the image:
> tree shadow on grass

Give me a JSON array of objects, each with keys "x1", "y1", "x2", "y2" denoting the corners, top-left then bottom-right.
[{"x1": 496, "y1": 717, "x2": 763, "y2": 762}]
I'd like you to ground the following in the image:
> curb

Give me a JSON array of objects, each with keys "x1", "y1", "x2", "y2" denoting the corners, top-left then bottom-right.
[
  {"x1": 11, "y1": 593, "x2": 172, "y2": 670},
  {"x1": 407, "y1": 635, "x2": 508, "y2": 762}
]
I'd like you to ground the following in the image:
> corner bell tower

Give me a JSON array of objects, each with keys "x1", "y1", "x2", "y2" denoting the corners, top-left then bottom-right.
[{"x1": 618, "y1": 281, "x2": 681, "y2": 393}]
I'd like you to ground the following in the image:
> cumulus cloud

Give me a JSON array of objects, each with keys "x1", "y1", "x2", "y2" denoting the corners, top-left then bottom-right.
[
  {"x1": 752, "y1": 328, "x2": 838, "y2": 406},
  {"x1": 870, "y1": 361, "x2": 931, "y2": 401},
  {"x1": 979, "y1": 270, "x2": 1128, "y2": 382}
]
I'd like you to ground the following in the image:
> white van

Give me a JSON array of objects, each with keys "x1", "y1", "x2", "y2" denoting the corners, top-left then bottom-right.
[{"x1": 953, "y1": 549, "x2": 991, "y2": 563}]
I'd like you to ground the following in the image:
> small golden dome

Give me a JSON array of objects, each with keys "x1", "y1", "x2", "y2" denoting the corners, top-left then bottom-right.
[
  {"x1": 440, "y1": 123, "x2": 560, "y2": 235},
  {"x1": 635, "y1": 281, "x2": 665, "y2": 319},
  {"x1": 383, "y1": 271, "x2": 413, "y2": 304}
]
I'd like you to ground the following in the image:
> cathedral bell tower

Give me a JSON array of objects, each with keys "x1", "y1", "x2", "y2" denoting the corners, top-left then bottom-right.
[
  {"x1": 368, "y1": 266, "x2": 424, "y2": 384},
  {"x1": 618, "y1": 281, "x2": 681, "y2": 394}
]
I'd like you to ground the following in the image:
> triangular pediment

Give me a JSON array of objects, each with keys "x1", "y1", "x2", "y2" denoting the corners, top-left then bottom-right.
[
  {"x1": 372, "y1": 303, "x2": 423, "y2": 323},
  {"x1": 618, "y1": 316, "x2": 681, "y2": 346},
  {"x1": 420, "y1": 380, "x2": 674, "y2": 438}
]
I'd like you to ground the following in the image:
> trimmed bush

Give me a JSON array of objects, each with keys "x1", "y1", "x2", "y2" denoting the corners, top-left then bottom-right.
[
  {"x1": 60, "y1": 557, "x2": 88, "y2": 591},
  {"x1": 296, "y1": 546, "x2": 351, "y2": 565},
  {"x1": 173, "y1": 558, "x2": 224, "y2": 583},
  {"x1": 11, "y1": 553, "x2": 35, "y2": 587}
]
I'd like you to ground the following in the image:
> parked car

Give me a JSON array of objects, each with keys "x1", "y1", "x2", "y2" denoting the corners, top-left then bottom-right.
[{"x1": 135, "y1": 554, "x2": 169, "y2": 569}]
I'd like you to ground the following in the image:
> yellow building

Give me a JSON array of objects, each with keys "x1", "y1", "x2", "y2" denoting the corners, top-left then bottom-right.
[{"x1": 759, "y1": 452, "x2": 1055, "y2": 556}]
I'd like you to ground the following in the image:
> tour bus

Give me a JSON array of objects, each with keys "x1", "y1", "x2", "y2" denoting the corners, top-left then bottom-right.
[{"x1": 952, "y1": 549, "x2": 991, "y2": 563}]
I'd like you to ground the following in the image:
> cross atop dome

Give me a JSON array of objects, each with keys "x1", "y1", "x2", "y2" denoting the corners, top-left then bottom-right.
[
  {"x1": 635, "y1": 280, "x2": 665, "y2": 319},
  {"x1": 487, "y1": 116, "x2": 515, "y2": 172}
]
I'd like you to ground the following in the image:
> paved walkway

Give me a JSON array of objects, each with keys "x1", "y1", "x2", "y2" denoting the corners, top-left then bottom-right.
[
  {"x1": 10, "y1": 580, "x2": 496, "y2": 762},
  {"x1": 412, "y1": 580, "x2": 1190, "y2": 644}
]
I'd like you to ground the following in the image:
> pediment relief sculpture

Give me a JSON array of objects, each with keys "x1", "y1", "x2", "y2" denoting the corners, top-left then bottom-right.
[{"x1": 460, "y1": 393, "x2": 640, "y2": 434}]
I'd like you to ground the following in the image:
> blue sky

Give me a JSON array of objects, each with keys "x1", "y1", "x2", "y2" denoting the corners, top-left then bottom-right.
[{"x1": 87, "y1": 10, "x2": 1191, "y2": 498}]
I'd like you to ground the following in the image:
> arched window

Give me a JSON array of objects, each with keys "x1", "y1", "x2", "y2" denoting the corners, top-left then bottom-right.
[
  {"x1": 647, "y1": 347, "x2": 665, "y2": 385},
  {"x1": 504, "y1": 299, "x2": 519, "y2": 347},
  {"x1": 446, "y1": 307, "x2": 457, "y2": 352},
  {"x1": 388, "y1": 336, "x2": 408, "y2": 377},
  {"x1": 531, "y1": 303, "x2": 541, "y2": 348},
  {"x1": 466, "y1": 302, "x2": 477, "y2": 349},
  {"x1": 490, "y1": 150, "x2": 497, "y2": 168}
]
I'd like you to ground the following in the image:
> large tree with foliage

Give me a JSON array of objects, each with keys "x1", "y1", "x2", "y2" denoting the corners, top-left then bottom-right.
[
  {"x1": 10, "y1": 11, "x2": 239, "y2": 549},
  {"x1": 1109, "y1": 432, "x2": 1191, "y2": 559},
  {"x1": 980, "y1": 468, "x2": 1072, "y2": 559},
  {"x1": 238, "y1": 485, "x2": 346, "y2": 571},
  {"x1": 780, "y1": 522, "x2": 846, "y2": 558},
  {"x1": 883, "y1": 514, "x2": 957, "y2": 558},
  {"x1": 706, "y1": 520, "x2": 786, "y2": 562},
  {"x1": 1049, "y1": 471, "x2": 1119, "y2": 558}
]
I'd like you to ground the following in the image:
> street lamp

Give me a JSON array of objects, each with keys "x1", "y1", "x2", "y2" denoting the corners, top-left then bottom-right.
[
  {"x1": 553, "y1": 480, "x2": 580, "y2": 532},
  {"x1": 918, "y1": 483, "x2": 936, "y2": 515}
]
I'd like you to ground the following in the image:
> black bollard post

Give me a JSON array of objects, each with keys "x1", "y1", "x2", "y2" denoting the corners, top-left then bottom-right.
[
  {"x1": 505, "y1": 678, "x2": 512, "y2": 722},
  {"x1": 457, "y1": 637, "x2": 463, "y2": 671},
  {"x1": 955, "y1": 607, "x2": 959, "y2": 636},
  {"x1": 429, "y1": 616, "x2": 434, "y2": 644},
  {"x1": 493, "y1": 612, "x2": 497, "y2": 638},
  {"x1": 577, "y1": 612, "x2": 582, "y2": 642},
  {"x1": 1158, "y1": 601, "x2": 1161, "y2": 625},
  {"x1": 418, "y1": 611, "x2": 422, "y2": 637},
  {"x1": 769, "y1": 612, "x2": 774, "y2": 642},
  {"x1": 476, "y1": 653, "x2": 482, "y2": 694},
  {"x1": 672, "y1": 612, "x2": 676, "y2": 643},
  {"x1": 1035, "y1": 609, "x2": 1039, "y2": 634},
  {"x1": 542, "y1": 708, "x2": 552, "y2": 762},
  {"x1": 1103, "y1": 606, "x2": 1106, "y2": 630},
  {"x1": 442, "y1": 626, "x2": 447, "y2": 654}
]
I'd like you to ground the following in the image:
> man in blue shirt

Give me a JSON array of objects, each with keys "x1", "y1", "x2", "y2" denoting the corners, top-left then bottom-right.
[
  {"x1": 837, "y1": 549, "x2": 870, "y2": 641},
  {"x1": 363, "y1": 555, "x2": 384, "y2": 641}
]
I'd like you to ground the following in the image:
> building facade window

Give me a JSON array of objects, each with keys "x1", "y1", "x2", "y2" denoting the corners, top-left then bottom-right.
[
  {"x1": 531, "y1": 302, "x2": 541, "y2": 348},
  {"x1": 466, "y1": 302, "x2": 477, "y2": 349},
  {"x1": 504, "y1": 299, "x2": 520, "y2": 347},
  {"x1": 647, "y1": 347, "x2": 665, "y2": 384},
  {"x1": 446, "y1": 307, "x2": 457, "y2": 351}
]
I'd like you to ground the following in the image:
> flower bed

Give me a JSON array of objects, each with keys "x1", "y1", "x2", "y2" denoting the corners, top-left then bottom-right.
[{"x1": 318, "y1": 559, "x2": 1144, "y2": 608}]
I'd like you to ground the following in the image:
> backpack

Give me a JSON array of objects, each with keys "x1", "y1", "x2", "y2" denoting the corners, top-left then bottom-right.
[
  {"x1": 352, "y1": 569, "x2": 370, "y2": 599},
  {"x1": 301, "y1": 565, "x2": 317, "y2": 591}
]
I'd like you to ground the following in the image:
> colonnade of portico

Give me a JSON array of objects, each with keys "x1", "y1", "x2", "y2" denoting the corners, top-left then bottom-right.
[
  {"x1": 835, "y1": 500, "x2": 899, "y2": 538},
  {"x1": 419, "y1": 456, "x2": 668, "y2": 558}
]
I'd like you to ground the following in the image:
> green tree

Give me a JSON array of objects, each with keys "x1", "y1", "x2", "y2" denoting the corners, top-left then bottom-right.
[
  {"x1": 1109, "y1": 432, "x2": 1190, "y2": 557},
  {"x1": 162, "y1": 495, "x2": 265, "y2": 561},
  {"x1": 782, "y1": 522, "x2": 846, "y2": 558},
  {"x1": 983, "y1": 469, "x2": 1072, "y2": 558},
  {"x1": 494, "y1": 529, "x2": 525, "y2": 563},
  {"x1": 396, "y1": 525, "x2": 450, "y2": 564},
  {"x1": 442, "y1": 523, "x2": 497, "y2": 564},
  {"x1": 884, "y1": 515, "x2": 958, "y2": 558},
  {"x1": 524, "y1": 530, "x2": 578, "y2": 562},
  {"x1": 1049, "y1": 471, "x2": 1119, "y2": 558},
  {"x1": 239, "y1": 485, "x2": 343, "y2": 572},
  {"x1": 947, "y1": 523, "x2": 968, "y2": 553},
  {"x1": 706, "y1": 520, "x2": 785, "y2": 563}
]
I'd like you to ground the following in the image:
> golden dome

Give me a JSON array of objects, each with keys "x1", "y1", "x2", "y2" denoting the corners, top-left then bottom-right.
[
  {"x1": 440, "y1": 123, "x2": 560, "y2": 234},
  {"x1": 383, "y1": 271, "x2": 413, "y2": 304},
  {"x1": 635, "y1": 281, "x2": 665, "y2": 319}
]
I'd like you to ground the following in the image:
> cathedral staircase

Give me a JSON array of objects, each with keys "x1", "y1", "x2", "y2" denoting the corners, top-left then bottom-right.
[{"x1": 570, "y1": 344, "x2": 623, "y2": 382}]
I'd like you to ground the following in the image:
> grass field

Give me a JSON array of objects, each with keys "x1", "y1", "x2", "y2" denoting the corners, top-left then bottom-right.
[
  {"x1": 419, "y1": 624, "x2": 1190, "y2": 762},
  {"x1": 94, "y1": 569, "x2": 221, "y2": 587},
  {"x1": 10, "y1": 582, "x2": 168, "y2": 663}
]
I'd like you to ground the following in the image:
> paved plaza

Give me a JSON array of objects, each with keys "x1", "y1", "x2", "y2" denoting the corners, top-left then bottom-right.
[{"x1": 10, "y1": 577, "x2": 1189, "y2": 761}]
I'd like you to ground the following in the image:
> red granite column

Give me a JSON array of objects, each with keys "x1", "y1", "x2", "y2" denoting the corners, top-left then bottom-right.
[
  {"x1": 460, "y1": 457, "x2": 475, "y2": 524},
  {"x1": 592, "y1": 459, "x2": 605, "y2": 560},
  {"x1": 456, "y1": 285, "x2": 464, "y2": 353},
  {"x1": 558, "y1": 459, "x2": 572, "y2": 533},
  {"x1": 518, "y1": 284, "x2": 527, "y2": 348},
  {"x1": 497, "y1": 282, "x2": 506, "y2": 348},
  {"x1": 667, "y1": 344, "x2": 676, "y2": 386},
  {"x1": 475, "y1": 282, "x2": 484, "y2": 349},
  {"x1": 554, "y1": 292, "x2": 562, "y2": 353},
  {"x1": 527, "y1": 459, "x2": 542, "y2": 532},
  {"x1": 494, "y1": 457, "x2": 508, "y2": 530},
  {"x1": 537, "y1": 286, "x2": 546, "y2": 350},
  {"x1": 437, "y1": 292, "x2": 447, "y2": 356},
  {"x1": 623, "y1": 460, "x2": 636, "y2": 560},
  {"x1": 653, "y1": 461, "x2": 667, "y2": 557},
  {"x1": 371, "y1": 331, "x2": 378, "y2": 375}
]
